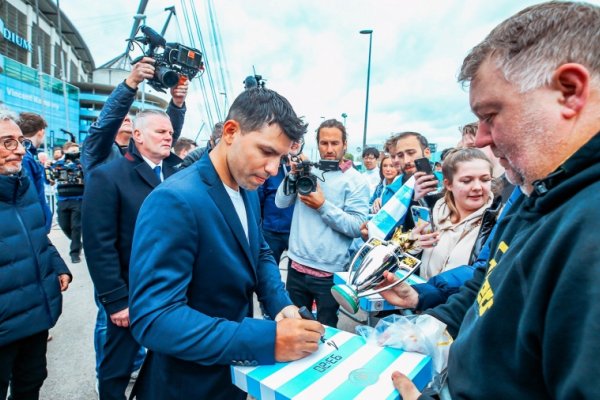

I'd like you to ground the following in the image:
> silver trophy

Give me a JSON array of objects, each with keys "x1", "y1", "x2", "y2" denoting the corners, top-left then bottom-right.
[{"x1": 331, "y1": 237, "x2": 421, "y2": 314}]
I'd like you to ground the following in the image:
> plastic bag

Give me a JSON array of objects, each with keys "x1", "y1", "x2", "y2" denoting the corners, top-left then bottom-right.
[{"x1": 356, "y1": 314, "x2": 452, "y2": 393}]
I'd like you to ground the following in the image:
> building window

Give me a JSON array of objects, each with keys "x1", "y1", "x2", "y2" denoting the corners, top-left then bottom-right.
[
  {"x1": 0, "y1": 1, "x2": 28, "y2": 64},
  {"x1": 32, "y1": 23, "x2": 51, "y2": 75},
  {"x1": 69, "y1": 60, "x2": 78, "y2": 83},
  {"x1": 54, "y1": 46, "x2": 66, "y2": 79}
]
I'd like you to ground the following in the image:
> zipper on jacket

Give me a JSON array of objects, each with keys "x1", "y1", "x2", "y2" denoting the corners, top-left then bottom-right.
[{"x1": 14, "y1": 203, "x2": 54, "y2": 325}]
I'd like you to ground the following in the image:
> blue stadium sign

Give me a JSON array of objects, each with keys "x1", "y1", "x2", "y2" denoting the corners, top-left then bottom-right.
[{"x1": 0, "y1": 18, "x2": 32, "y2": 52}]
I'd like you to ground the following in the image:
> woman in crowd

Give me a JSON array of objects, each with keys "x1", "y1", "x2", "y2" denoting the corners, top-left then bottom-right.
[
  {"x1": 369, "y1": 154, "x2": 399, "y2": 214},
  {"x1": 409, "y1": 147, "x2": 494, "y2": 279}
]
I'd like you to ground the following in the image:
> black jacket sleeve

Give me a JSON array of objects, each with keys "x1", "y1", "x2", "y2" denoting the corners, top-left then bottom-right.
[
  {"x1": 166, "y1": 100, "x2": 186, "y2": 145},
  {"x1": 81, "y1": 82, "x2": 136, "y2": 172},
  {"x1": 82, "y1": 168, "x2": 129, "y2": 314}
]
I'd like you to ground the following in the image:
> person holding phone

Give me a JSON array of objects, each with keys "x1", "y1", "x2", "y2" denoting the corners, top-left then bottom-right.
[{"x1": 409, "y1": 147, "x2": 493, "y2": 279}]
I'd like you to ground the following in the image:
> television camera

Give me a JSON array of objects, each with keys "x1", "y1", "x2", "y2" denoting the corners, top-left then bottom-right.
[
  {"x1": 130, "y1": 25, "x2": 204, "y2": 93},
  {"x1": 283, "y1": 158, "x2": 340, "y2": 196}
]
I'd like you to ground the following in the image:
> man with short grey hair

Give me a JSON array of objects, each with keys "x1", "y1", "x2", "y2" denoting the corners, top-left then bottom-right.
[
  {"x1": 82, "y1": 109, "x2": 181, "y2": 399},
  {"x1": 387, "y1": 2, "x2": 600, "y2": 398}
]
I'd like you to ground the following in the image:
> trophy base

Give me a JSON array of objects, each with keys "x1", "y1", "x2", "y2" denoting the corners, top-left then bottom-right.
[{"x1": 331, "y1": 284, "x2": 359, "y2": 314}]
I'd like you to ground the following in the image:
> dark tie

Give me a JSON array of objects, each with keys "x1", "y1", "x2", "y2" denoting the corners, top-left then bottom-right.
[{"x1": 153, "y1": 166, "x2": 162, "y2": 182}]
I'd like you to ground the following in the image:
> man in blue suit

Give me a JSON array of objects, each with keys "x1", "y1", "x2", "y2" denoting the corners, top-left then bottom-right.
[
  {"x1": 82, "y1": 110, "x2": 182, "y2": 399},
  {"x1": 128, "y1": 88, "x2": 324, "y2": 400}
]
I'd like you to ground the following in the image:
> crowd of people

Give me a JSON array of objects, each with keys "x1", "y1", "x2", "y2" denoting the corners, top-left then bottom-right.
[{"x1": 1, "y1": 1, "x2": 599, "y2": 399}]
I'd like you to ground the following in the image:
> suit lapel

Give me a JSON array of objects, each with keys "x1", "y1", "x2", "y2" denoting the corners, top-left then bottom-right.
[
  {"x1": 134, "y1": 162, "x2": 160, "y2": 188},
  {"x1": 199, "y1": 157, "x2": 256, "y2": 270},
  {"x1": 125, "y1": 152, "x2": 160, "y2": 188}
]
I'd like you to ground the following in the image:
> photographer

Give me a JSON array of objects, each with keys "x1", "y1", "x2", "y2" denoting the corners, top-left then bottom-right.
[
  {"x1": 275, "y1": 119, "x2": 369, "y2": 327},
  {"x1": 52, "y1": 141, "x2": 84, "y2": 263},
  {"x1": 81, "y1": 56, "x2": 188, "y2": 173}
]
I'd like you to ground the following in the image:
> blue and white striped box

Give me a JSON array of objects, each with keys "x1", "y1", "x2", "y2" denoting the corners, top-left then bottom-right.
[
  {"x1": 231, "y1": 327, "x2": 432, "y2": 400},
  {"x1": 333, "y1": 271, "x2": 427, "y2": 312}
]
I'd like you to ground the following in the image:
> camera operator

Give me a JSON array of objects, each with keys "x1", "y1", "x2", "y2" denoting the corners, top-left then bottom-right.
[
  {"x1": 52, "y1": 141, "x2": 84, "y2": 263},
  {"x1": 275, "y1": 119, "x2": 369, "y2": 327},
  {"x1": 81, "y1": 56, "x2": 188, "y2": 173}
]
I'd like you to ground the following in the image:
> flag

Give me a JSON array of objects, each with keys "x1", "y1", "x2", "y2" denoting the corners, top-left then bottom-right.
[{"x1": 368, "y1": 176, "x2": 415, "y2": 239}]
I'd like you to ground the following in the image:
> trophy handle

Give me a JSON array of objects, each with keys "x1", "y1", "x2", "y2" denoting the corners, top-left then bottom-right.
[
  {"x1": 357, "y1": 250, "x2": 420, "y2": 298},
  {"x1": 357, "y1": 270, "x2": 414, "y2": 298},
  {"x1": 347, "y1": 237, "x2": 381, "y2": 284}
]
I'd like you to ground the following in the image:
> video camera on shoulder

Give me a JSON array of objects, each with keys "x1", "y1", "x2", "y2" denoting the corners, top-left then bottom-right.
[
  {"x1": 130, "y1": 26, "x2": 204, "y2": 93},
  {"x1": 284, "y1": 159, "x2": 339, "y2": 195},
  {"x1": 53, "y1": 152, "x2": 84, "y2": 185}
]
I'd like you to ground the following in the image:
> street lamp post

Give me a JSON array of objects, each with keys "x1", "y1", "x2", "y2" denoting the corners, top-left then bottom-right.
[
  {"x1": 341, "y1": 112, "x2": 347, "y2": 126},
  {"x1": 360, "y1": 29, "x2": 373, "y2": 151}
]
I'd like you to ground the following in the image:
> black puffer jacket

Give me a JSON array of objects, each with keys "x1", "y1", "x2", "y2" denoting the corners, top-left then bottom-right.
[{"x1": 0, "y1": 172, "x2": 71, "y2": 346}]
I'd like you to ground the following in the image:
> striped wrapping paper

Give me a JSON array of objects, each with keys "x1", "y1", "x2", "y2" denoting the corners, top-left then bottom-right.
[{"x1": 231, "y1": 327, "x2": 432, "y2": 400}]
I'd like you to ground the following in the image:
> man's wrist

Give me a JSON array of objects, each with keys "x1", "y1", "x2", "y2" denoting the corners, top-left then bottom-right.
[
  {"x1": 124, "y1": 78, "x2": 140, "y2": 91},
  {"x1": 170, "y1": 99, "x2": 185, "y2": 109}
]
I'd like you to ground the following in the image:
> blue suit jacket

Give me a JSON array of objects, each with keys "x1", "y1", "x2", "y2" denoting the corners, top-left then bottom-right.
[{"x1": 129, "y1": 154, "x2": 292, "y2": 400}]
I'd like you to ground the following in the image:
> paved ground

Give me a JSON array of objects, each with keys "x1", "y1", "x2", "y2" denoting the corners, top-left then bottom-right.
[{"x1": 39, "y1": 221, "x2": 365, "y2": 400}]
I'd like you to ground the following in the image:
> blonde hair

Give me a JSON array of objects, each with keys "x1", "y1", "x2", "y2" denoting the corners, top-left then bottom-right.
[{"x1": 441, "y1": 148, "x2": 493, "y2": 223}]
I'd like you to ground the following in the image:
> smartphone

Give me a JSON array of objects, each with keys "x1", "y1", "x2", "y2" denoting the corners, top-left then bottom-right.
[
  {"x1": 410, "y1": 205, "x2": 433, "y2": 233},
  {"x1": 414, "y1": 157, "x2": 433, "y2": 175}
]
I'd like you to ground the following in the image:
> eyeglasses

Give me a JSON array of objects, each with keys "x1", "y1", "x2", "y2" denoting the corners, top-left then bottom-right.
[
  {"x1": 2, "y1": 137, "x2": 32, "y2": 151},
  {"x1": 363, "y1": 155, "x2": 377, "y2": 160}
]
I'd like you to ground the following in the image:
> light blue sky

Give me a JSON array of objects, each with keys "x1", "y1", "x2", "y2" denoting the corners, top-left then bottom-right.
[{"x1": 61, "y1": 0, "x2": 600, "y2": 159}]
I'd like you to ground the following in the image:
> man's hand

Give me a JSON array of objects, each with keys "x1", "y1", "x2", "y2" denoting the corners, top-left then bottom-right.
[
  {"x1": 299, "y1": 183, "x2": 325, "y2": 209},
  {"x1": 378, "y1": 271, "x2": 419, "y2": 308},
  {"x1": 360, "y1": 221, "x2": 369, "y2": 241},
  {"x1": 371, "y1": 197, "x2": 382, "y2": 214},
  {"x1": 274, "y1": 305, "x2": 301, "y2": 321},
  {"x1": 413, "y1": 171, "x2": 438, "y2": 201},
  {"x1": 170, "y1": 79, "x2": 189, "y2": 107},
  {"x1": 392, "y1": 371, "x2": 421, "y2": 400},
  {"x1": 110, "y1": 308, "x2": 130, "y2": 328},
  {"x1": 125, "y1": 57, "x2": 155, "y2": 89},
  {"x1": 275, "y1": 318, "x2": 323, "y2": 362},
  {"x1": 58, "y1": 274, "x2": 71, "y2": 292}
]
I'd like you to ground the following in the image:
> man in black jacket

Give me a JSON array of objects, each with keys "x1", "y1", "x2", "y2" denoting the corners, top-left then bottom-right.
[
  {"x1": 386, "y1": 2, "x2": 600, "y2": 399},
  {"x1": 0, "y1": 110, "x2": 71, "y2": 399},
  {"x1": 82, "y1": 110, "x2": 181, "y2": 400}
]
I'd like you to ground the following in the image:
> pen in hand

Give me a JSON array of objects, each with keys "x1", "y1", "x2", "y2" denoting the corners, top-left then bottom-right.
[{"x1": 298, "y1": 306, "x2": 326, "y2": 344}]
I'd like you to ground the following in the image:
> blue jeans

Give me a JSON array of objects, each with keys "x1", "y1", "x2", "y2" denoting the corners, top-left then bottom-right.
[{"x1": 94, "y1": 295, "x2": 145, "y2": 378}]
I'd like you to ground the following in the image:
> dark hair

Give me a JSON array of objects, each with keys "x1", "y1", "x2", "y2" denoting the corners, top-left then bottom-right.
[
  {"x1": 17, "y1": 112, "x2": 47, "y2": 137},
  {"x1": 362, "y1": 147, "x2": 380, "y2": 159},
  {"x1": 440, "y1": 147, "x2": 455, "y2": 161},
  {"x1": 211, "y1": 122, "x2": 224, "y2": 141},
  {"x1": 53, "y1": 146, "x2": 63, "y2": 154},
  {"x1": 387, "y1": 131, "x2": 428, "y2": 152},
  {"x1": 316, "y1": 119, "x2": 347, "y2": 143},
  {"x1": 173, "y1": 137, "x2": 197, "y2": 157},
  {"x1": 226, "y1": 88, "x2": 307, "y2": 141}
]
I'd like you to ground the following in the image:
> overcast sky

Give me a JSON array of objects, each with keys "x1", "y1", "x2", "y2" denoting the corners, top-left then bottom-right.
[{"x1": 59, "y1": 0, "x2": 600, "y2": 159}]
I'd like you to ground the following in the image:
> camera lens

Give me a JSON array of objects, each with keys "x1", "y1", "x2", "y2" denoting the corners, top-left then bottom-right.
[
  {"x1": 156, "y1": 66, "x2": 179, "y2": 88},
  {"x1": 297, "y1": 176, "x2": 314, "y2": 195}
]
